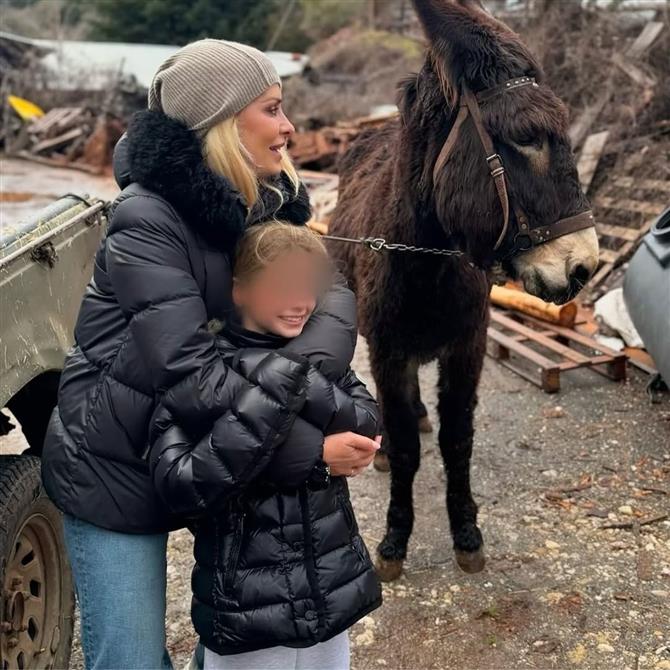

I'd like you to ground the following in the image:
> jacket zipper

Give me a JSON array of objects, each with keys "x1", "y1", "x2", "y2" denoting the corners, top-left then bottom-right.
[
  {"x1": 338, "y1": 487, "x2": 367, "y2": 561},
  {"x1": 223, "y1": 499, "x2": 246, "y2": 596},
  {"x1": 339, "y1": 495, "x2": 356, "y2": 533},
  {"x1": 299, "y1": 484, "x2": 325, "y2": 634}
]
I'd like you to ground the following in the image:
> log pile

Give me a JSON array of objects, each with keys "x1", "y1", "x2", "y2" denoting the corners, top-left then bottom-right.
[
  {"x1": 289, "y1": 110, "x2": 398, "y2": 170},
  {"x1": 7, "y1": 106, "x2": 125, "y2": 174}
]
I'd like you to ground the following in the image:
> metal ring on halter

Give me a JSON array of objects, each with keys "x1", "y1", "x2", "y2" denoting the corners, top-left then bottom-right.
[{"x1": 366, "y1": 238, "x2": 386, "y2": 252}]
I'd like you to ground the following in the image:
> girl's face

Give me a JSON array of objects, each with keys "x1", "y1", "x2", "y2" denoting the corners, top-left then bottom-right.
[
  {"x1": 237, "y1": 84, "x2": 295, "y2": 176},
  {"x1": 232, "y1": 250, "x2": 326, "y2": 338}
]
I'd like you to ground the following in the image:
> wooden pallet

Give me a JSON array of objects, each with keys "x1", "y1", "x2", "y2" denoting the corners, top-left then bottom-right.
[
  {"x1": 587, "y1": 176, "x2": 669, "y2": 298},
  {"x1": 487, "y1": 308, "x2": 627, "y2": 393}
]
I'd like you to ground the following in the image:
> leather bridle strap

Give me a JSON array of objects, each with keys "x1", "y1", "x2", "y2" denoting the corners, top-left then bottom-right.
[
  {"x1": 432, "y1": 101, "x2": 469, "y2": 183},
  {"x1": 526, "y1": 210, "x2": 595, "y2": 246},
  {"x1": 462, "y1": 87, "x2": 511, "y2": 251},
  {"x1": 432, "y1": 88, "x2": 513, "y2": 251},
  {"x1": 432, "y1": 76, "x2": 595, "y2": 258}
]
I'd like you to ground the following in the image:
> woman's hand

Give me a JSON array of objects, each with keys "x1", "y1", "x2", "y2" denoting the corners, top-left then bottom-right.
[{"x1": 323, "y1": 433, "x2": 382, "y2": 477}]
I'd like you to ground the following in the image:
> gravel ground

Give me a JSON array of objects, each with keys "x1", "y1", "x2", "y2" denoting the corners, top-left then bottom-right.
[{"x1": 1, "y1": 338, "x2": 668, "y2": 670}]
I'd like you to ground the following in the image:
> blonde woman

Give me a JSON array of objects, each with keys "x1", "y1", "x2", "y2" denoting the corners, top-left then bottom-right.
[{"x1": 41, "y1": 39, "x2": 378, "y2": 670}]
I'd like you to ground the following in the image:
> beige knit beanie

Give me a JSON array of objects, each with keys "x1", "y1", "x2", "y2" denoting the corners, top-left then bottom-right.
[{"x1": 148, "y1": 39, "x2": 281, "y2": 136}]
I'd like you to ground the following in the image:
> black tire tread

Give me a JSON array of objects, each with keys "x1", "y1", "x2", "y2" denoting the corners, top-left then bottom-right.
[{"x1": 0, "y1": 454, "x2": 74, "y2": 669}]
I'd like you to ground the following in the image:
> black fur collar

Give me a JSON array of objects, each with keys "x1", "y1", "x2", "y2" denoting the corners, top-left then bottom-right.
[{"x1": 122, "y1": 110, "x2": 311, "y2": 250}]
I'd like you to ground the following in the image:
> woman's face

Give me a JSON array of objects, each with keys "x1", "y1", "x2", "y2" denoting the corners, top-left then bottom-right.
[{"x1": 237, "y1": 84, "x2": 295, "y2": 176}]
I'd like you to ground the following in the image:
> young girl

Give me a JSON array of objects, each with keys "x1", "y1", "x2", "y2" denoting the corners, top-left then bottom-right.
[{"x1": 150, "y1": 222, "x2": 382, "y2": 669}]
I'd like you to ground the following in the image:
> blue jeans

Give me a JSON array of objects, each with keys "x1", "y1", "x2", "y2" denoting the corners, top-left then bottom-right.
[{"x1": 62, "y1": 514, "x2": 173, "y2": 670}]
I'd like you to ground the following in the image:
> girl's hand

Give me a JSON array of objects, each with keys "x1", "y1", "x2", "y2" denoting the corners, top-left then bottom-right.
[{"x1": 323, "y1": 433, "x2": 382, "y2": 477}]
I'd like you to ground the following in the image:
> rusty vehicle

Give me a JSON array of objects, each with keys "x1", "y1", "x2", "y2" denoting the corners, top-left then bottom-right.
[{"x1": 0, "y1": 195, "x2": 107, "y2": 669}]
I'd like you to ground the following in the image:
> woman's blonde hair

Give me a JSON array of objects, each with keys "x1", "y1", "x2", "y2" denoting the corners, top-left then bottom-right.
[
  {"x1": 203, "y1": 116, "x2": 300, "y2": 211},
  {"x1": 233, "y1": 221, "x2": 329, "y2": 283}
]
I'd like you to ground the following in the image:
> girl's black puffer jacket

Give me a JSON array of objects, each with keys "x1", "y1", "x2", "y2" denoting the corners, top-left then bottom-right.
[
  {"x1": 40, "y1": 110, "x2": 358, "y2": 534},
  {"x1": 150, "y1": 325, "x2": 382, "y2": 656}
]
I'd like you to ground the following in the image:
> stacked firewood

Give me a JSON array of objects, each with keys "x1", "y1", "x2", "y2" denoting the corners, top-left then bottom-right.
[
  {"x1": 289, "y1": 110, "x2": 397, "y2": 170},
  {"x1": 8, "y1": 106, "x2": 125, "y2": 174}
]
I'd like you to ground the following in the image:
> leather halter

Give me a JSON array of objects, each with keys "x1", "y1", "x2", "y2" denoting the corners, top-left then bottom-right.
[{"x1": 432, "y1": 76, "x2": 595, "y2": 259}]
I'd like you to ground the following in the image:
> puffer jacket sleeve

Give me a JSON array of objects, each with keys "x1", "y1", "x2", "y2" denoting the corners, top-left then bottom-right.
[
  {"x1": 303, "y1": 366, "x2": 379, "y2": 438},
  {"x1": 261, "y1": 366, "x2": 380, "y2": 487},
  {"x1": 282, "y1": 272, "x2": 357, "y2": 381},
  {"x1": 106, "y1": 196, "x2": 245, "y2": 434},
  {"x1": 150, "y1": 350, "x2": 309, "y2": 517}
]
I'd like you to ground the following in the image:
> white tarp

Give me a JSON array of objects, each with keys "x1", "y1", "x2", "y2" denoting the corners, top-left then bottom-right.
[{"x1": 0, "y1": 31, "x2": 309, "y2": 91}]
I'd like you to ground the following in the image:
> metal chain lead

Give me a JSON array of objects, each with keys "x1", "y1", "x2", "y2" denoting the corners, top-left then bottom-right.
[{"x1": 322, "y1": 234, "x2": 465, "y2": 258}]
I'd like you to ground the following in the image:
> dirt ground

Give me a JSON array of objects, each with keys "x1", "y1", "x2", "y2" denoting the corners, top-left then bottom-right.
[
  {"x1": 3, "y1": 343, "x2": 665, "y2": 670},
  {"x1": 0, "y1": 157, "x2": 118, "y2": 221},
  {"x1": 1, "y1": 158, "x2": 668, "y2": 670}
]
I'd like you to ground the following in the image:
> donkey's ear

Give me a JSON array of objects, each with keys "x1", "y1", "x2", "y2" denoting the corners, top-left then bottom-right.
[{"x1": 412, "y1": 0, "x2": 541, "y2": 92}]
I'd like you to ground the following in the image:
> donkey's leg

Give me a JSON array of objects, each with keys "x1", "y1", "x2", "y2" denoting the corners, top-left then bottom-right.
[
  {"x1": 374, "y1": 360, "x2": 429, "y2": 473},
  {"x1": 437, "y1": 332, "x2": 486, "y2": 574},
  {"x1": 370, "y1": 346, "x2": 421, "y2": 581},
  {"x1": 408, "y1": 362, "x2": 433, "y2": 434}
]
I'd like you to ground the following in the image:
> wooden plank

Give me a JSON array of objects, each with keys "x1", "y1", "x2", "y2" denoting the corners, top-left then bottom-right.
[
  {"x1": 589, "y1": 262, "x2": 614, "y2": 290},
  {"x1": 568, "y1": 89, "x2": 611, "y2": 149},
  {"x1": 577, "y1": 131, "x2": 609, "y2": 193},
  {"x1": 14, "y1": 150, "x2": 101, "y2": 174},
  {"x1": 31, "y1": 127, "x2": 83, "y2": 154},
  {"x1": 612, "y1": 176, "x2": 670, "y2": 193},
  {"x1": 605, "y1": 217, "x2": 656, "y2": 262},
  {"x1": 487, "y1": 330, "x2": 560, "y2": 392},
  {"x1": 596, "y1": 196, "x2": 664, "y2": 216},
  {"x1": 486, "y1": 326, "x2": 558, "y2": 369},
  {"x1": 557, "y1": 354, "x2": 619, "y2": 372},
  {"x1": 26, "y1": 107, "x2": 71, "y2": 134},
  {"x1": 490, "y1": 310, "x2": 591, "y2": 364},
  {"x1": 541, "y1": 368, "x2": 561, "y2": 393},
  {"x1": 590, "y1": 213, "x2": 656, "y2": 289},
  {"x1": 612, "y1": 52, "x2": 657, "y2": 88},
  {"x1": 627, "y1": 21, "x2": 664, "y2": 60},
  {"x1": 597, "y1": 222, "x2": 640, "y2": 241},
  {"x1": 53, "y1": 107, "x2": 85, "y2": 132},
  {"x1": 518, "y1": 314, "x2": 627, "y2": 359},
  {"x1": 599, "y1": 249, "x2": 620, "y2": 264},
  {"x1": 510, "y1": 330, "x2": 557, "y2": 342},
  {"x1": 624, "y1": 347, "x2": 657, "y2": 375}
]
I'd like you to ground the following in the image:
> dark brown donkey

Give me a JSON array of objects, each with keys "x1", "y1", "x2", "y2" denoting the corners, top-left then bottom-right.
[{"x1": 327, "y1": 0, "x2": 599, "y2": 580}]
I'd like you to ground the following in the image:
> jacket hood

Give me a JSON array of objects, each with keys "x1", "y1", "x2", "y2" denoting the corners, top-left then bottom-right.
[{"x1": 113, "y1": 110, "x2": 311, "y2": 250}]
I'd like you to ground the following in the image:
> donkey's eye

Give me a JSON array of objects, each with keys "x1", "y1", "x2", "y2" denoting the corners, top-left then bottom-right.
[{"x1": 511, "y1": 133, "x2": 545, "y2": 150}]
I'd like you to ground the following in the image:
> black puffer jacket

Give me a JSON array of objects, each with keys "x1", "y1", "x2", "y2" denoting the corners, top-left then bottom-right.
[
  {"x1": 150, "y1": 324, "x2": 382, "y2": 655},
  {"x1": 41, "y1": 110, "x2": 358, "y2": 534}
]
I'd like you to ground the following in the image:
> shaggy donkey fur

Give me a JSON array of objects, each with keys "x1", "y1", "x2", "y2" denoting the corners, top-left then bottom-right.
[
  {"x1": 124, "y1": 110, "x2": 311, "y2": 250},
  {"x1": 328, "y1": 0, "x2": 591, "y2": 579}
]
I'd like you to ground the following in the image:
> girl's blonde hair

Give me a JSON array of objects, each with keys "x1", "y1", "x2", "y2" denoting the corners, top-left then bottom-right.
[
  {"x1": 203, "y1": 116, "x2": 300, "y2": 211},
  {"x1": 233, "y1": 221, "x2": 329, "y2": 283}
]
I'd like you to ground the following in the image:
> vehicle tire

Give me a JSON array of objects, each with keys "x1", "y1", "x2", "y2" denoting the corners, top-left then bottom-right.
[{"x1": 0, "y1": 455, "x2": 74, "y2": 670}]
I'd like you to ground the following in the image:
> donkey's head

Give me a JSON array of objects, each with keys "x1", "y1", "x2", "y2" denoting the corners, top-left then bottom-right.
[{"x1": 406, "y1": 0, "x2": 599, "y2": 304}]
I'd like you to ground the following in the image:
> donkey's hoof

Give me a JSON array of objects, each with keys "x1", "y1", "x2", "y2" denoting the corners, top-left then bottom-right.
[
  {"x1": 373, "y1": 451, "x2": 390, "y2": 472},
  {"x1": 454, "y1": 547, "x2": 486, "y2": 574},
  {"x1": 375, "y1": 556, "x2": 404, "y2": 581},
  {"x1": 418, "y1": 415, "x2": 433, "y2": 433}
]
